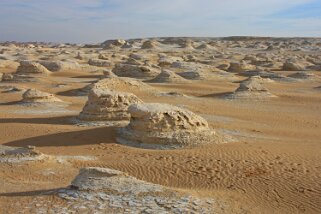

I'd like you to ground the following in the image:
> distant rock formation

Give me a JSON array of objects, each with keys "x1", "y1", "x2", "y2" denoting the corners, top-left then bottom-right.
[
  {"x1": 226, "y1": 76, "x2": 276, "y2": 99},
  {"x1": 88, "y1": 59, "x2": 112, "y2": 67},
  {"x1": 148, "y1": 69, "x2": 189, "y2": 83},
  {"x1": 141, "y1": 40, "x2": 159, "y2": 49},
  {"x1": 112, "y1": 63, "x2": 160, "y2": 79},
  {"x1": 16, "y1": 61, "x2": 50, "y2": 74}
]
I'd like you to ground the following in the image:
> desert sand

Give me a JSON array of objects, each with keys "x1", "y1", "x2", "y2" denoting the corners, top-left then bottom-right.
[{"x1": 0, "y1": 37, "x2": 321, "y2": 213}]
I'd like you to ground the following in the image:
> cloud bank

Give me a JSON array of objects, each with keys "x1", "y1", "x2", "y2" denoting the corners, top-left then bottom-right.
[{"x1": 0, "y1": 0, "x2": 320, "y2": 43}]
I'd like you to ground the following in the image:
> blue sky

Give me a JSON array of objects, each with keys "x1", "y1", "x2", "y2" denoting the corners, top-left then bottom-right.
[{"x1": 0, "y1": 0, "x2": 320, "y2": 43}]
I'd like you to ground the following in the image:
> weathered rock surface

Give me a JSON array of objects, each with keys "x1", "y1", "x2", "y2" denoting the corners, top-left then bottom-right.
[
  {"x1": 288, "y1": 71, "x2": 316, "y2": 80},
  {"x1": 148, "y1": 69, "x2": 189, "y2": 83},
  {"x1": 112, "y1": 63, "x2": 160, "y2": 79},
  {"x1": 52, "y1": 167, "x2": 217, "y2": 213},
  {"x1": 228, "y1": 61, "x2": 256, "y2": 73},
  {"x1": 282, "y1": 60, "x2": 305, "y2": 71},
  {"x1": 16, "y1": 60, "x2": 50, "y2": 74},
  {"x1": 117, "y1": 103, "x2": 222, "y2": 149},
  {"x1": 78, "y1": 87, "x2": 142, "y2": 122},
  {"x1": 22, "y1": 89, "x2": 62, "y2": 103},
  {"x1": 0, "y1": 145, "x2": 45, "y2": 163},
  {"x1": 39, "y1": 60, "x2": 80, "y2": 72},
  {"x1": 141, "y1": 40, "x2": 159, "y2": 49},
  {"x1": 226, "y1": 76, "x2": 276, "y2": 99},
  {"x1": 88, "y1": 59, "x2": 112, "y2": 67}
]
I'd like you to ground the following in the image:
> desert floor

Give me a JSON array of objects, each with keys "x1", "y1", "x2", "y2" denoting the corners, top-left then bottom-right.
[{"x1": 1, "y1": 39, "x2": 321, "y2": 213}]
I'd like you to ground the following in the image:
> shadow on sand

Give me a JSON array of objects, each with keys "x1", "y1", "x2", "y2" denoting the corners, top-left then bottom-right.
[
  {"x1": 0, "y1": 188, "x2": 62, "y2": 197},
  {"x1": 4, "y1": 126, "x2": 117, "y2": 147},
  {"x1": 0, "y1": 115, "x2": 75, "y2": 125}
]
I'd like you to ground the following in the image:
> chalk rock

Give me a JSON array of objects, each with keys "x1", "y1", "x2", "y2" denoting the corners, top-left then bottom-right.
[
  {"x1": 228, "y1": 61, "x2": 256, "y2": 72},
  {"x1": 39, "y1": 60, "x2": 80, "y2": 72},
  {"x1": 88, "y1": 59, "x2": 112, "y2": 67},
  {"x1": 71, "y1": 167, "x2": 164, "y2": 193},
  {"x1": 117, "y1": 103, "x2": 219, "y2": 149},
  {"x1": 148, "y1": 69, "x2": 189, "y2": 83},
  {"x1": 78, "y1": 87, "x2": 142, "y2": 122},
  {"x1": 112, "y1": 63, "x2": 160, "y2": 79},
  {"x1": 227, "y1": 76, "x2": 275, "y2": 99},
  {"x1": 141, "y1": 40, "x2": 159, "y2": 49},
  {"x1": 0, "y1": 145, "x2": 45, "y2": 163},
  {"x1": 22, "y1": 89, "x2": 62, "y2": 103},
  {"x1": 16, "y1": 61, "x2": 50, "y2": 74},
  {"x1": 282, "y1": 60, "x2": 305, "y2": 71}
]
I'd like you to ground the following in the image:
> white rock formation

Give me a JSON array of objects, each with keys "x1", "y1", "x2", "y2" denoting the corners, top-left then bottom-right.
[
  {"x1": 141, "y1": 40, "x2": 159, "y2": 49},
  {"x1": 51, "y1": 167, "x2": 217, "y2": 213},
  {"x1": 112, "y1": 63, "x2": 160, "y2": 79},
  {"x1": 88, "y1": 59, "x2": 112, "y2": 67},
  {"x1": 16, "y1": 60, "x2": 50, "y2": 74},
  {"x1": 282, "y1": 60, "x2": 305, "y2": 71},
  {"x1": 39, "y1": 60, "x2": 80, "y2": 72},
  {"x1": 0, "y1": 145, "x2": 45, "y2": 163},
  {"x1": 22, "y1": 89, "x2": 62, "y2": 103},
  {"x1": 78, "y1": 87, "x2": 142, "y2": 122},
  {"x1": 148, "y1": 69, "x2": 189, "y2": 83},
  {"x1": 227, "y1": 76, "x2": 275, "y2": 99},
  {"x1": 228, "y1": 61, "x2": 256, "y2": 73},
  {"x1": 117, "y1": 103, "x2": 221, "y2": 149}
]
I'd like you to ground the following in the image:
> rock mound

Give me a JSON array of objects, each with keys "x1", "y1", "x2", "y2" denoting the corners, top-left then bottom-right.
[
  {"x1": 0, "y1": 145, "x2": 45, "y2": 163},
  {"x1": 78, "y1": 87, "x2": 142, "y2": 122},
  {"x1": 282, "y1": 60, "x2": 305, "y2": 71},
  {"x1": 54, "y1": 167, "x2": 216, "y2": 213},
  {"x1": 141, "y1": 40, "x2": 159, "y2": 49},
  {"x1": 228, "y1": 61, "x2": 256, "y2": 73},
  {"x1": 117, "y1": 103, "x2": 221, "y2": 149},
  {"x1": 71, "y1": 167, "x2": 163, "y2": 193},
  {"x1": 16, "y1": 60, "x2": 50, "y2": 74},
  {"x1": 102, "y1": 70, "x2": 117, "y2": 78},
  {"x1": 88, "y1": 59, "x2": 112, "y2": 67},
  {"x1": 148, "y1": 69, "x2": 189, "y2": 83},
  {"x1": 112, "y1": 63, "x2": 160, "y2": 79},
  {"x1": 22, "y1": 89, "x2": 62, "y2": 103},
  {"x1": 95, "y1": 77, "x2": 154, "y2": 94},
  {"x1": 180, "y1": 39, "x2": 195, "y2": 49},
  {"x1": 227, "y1": 77, "x2": 275, "y2": 99},
  {"x1": 288, "y1": 71, "x2": 316, "y2": 80},
  {"x1": 39, "y1": 60, "x2": 80, "y2": 72},
  {"x1": 177, "y1": 70, "x2": 207, "y2": 80}
]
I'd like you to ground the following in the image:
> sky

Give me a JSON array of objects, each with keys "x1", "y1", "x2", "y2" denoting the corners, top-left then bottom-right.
[{"x1": 0, "y1": 0, "x2": 320, "y2": 43}]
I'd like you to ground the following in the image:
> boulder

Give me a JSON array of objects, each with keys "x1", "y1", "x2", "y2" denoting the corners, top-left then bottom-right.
[
  {"x1": 141, "y1": 40, "x2": 159, "y2": 49},
  {"x1": 88, "y1": 59, "x2": 112, "y2": 67},
  {"x1": 39, "y1": 60, "x2": 81, "y2": 72},
  {"x1": 227, "y1": 76, "x2": 275, "y2": 99},
  {"x1": 22, "y1": 89, "x2": 62, "y2": 103},
  {"x1": 16, "y1": 61, "x2": 50, "y2": 74},
  {"x1": 117, "y1": 103, "x2": 221, "y2": 149},
  {"x1": 228, "y1": 61, "x2": 256, "y2": 73},
  {"x1": 282, "y1": 60, "x2": 305, "y2": 71},
  {"x1": 148, "y1": 69, "x2": 189, "y2": 83},
  {"x1": 112, "y1": 63, "x2": 160, "y2": 79},
  {"x1": 78, "y1": 87, "x2": 142, "y2": 122}
]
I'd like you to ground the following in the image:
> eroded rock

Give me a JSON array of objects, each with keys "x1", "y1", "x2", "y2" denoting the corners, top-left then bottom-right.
[
  {"x1": 78, "y1": 87, "x2": 142, "y2": 122},
  {"x1": 117, "y1": 103, "x2": 223, "y2": 149}
]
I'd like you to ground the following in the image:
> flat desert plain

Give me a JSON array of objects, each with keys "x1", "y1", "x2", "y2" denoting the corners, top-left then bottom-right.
[{"x1": 0, "y1": 37, "x2": 321, "y2": 213}]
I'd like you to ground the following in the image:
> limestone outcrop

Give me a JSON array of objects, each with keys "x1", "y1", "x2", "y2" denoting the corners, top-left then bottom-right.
[
  {"x1": 117, "y1": 103, "x2": 220, "y2": 149},
  {"x1": 78, "y1": 87, "x2": 142, "y2": 122}
]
